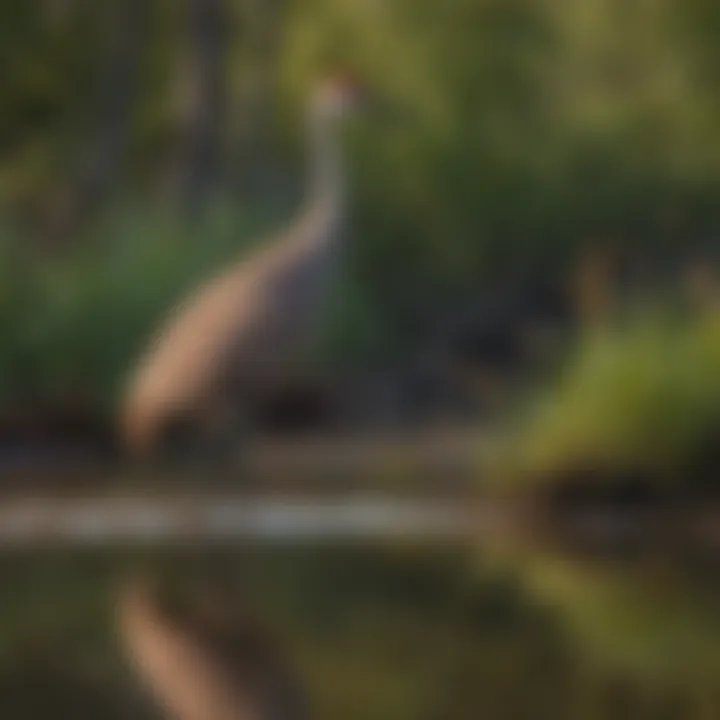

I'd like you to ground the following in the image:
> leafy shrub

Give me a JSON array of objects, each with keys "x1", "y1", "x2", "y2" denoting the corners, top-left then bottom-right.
[{"x1": 494, "y1": 305, "x2": 720, "y2": 486}]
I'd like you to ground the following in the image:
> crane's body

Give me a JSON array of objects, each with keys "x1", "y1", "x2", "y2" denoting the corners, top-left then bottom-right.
[{"x1": 121, "y1": 76, "x2": 359, "y2": 457}]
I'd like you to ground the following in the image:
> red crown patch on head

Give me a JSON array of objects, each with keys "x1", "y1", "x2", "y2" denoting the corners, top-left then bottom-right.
[{"x1": 320, "y1": 71, "x2": 365, "y2": 101}]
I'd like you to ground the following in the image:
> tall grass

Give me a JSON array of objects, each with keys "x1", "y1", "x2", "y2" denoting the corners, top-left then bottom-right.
[
  {"x1": 493, "y1": 304, "x2": 720, "y2": 487},
  {"x1": 0, "y1": 205, "x2": 274, "y2": 416}
]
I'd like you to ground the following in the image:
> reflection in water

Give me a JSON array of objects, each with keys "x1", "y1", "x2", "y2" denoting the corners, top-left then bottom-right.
[
  {"x1": 0, "y1": 530, "x2": 715, "y2": 718},
  {"x1": 117, "y1": 576, "x2": 307, "y2": 720},
  {"x1": 478, "y1": 539, "x2": 720, "y2": 684}
]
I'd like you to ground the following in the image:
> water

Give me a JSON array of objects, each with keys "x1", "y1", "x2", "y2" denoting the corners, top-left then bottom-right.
[
  {"x1": 0, "y1": 497, "x2": 482, "y2": 544},
  {"x1": 0, "y1": 524, "x2": 717, "y2": 718}
]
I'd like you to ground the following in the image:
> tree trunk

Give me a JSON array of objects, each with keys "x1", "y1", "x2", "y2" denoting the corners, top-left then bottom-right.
[
  {"x1": 178, "y1": 0, "x2": 229, "y2": 214},
  {"x1": 234, "y1": 0, "x2": 285, "y2": 199},
  {"x1": 41, "y1": 0, "x2": 143, "y2": 248}
]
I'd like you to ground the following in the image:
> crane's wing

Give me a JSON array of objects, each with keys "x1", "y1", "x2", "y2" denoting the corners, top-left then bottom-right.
[
  {"x1": 124, "y1": 253, "x2": 276, "y2": 417},
  {"x1": 124, "y1": 218, "x2": 338, "y2": 423}
]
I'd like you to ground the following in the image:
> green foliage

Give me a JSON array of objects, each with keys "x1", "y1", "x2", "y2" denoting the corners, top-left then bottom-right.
[
  {"x1": 495, "y1": 307, "x2": 720, "y2": 485},
  {"x1": 277, "y1": 0, "x2": 720, "y2": 294},
  {"x1": 0, "y1": 204, "x2": 271, "y2": 414},
  {"x1": 3, "y1": 0, "x2": 720, "y2": 278}
]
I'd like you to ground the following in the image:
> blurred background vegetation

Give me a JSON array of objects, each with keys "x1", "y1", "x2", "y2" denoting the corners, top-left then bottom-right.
[
  {"x1": 3, "y1": 0, "x2": 720, "y2": 485},
  {"x1": 5, "y1": 0, "x2": 720, "y2": 261}
]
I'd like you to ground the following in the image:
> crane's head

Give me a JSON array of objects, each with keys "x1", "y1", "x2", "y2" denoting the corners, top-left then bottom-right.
[{"x1": 310, "y1": 72, "x2": 367, "y2": 124}]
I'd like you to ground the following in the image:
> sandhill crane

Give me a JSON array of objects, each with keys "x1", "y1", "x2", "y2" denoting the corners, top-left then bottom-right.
[
  {"x1": 120, "y1": 74, "x2": 366, "y2": 461},
  {"x1": 116, "y1": 577, "x2": 307, "y2": 720}
]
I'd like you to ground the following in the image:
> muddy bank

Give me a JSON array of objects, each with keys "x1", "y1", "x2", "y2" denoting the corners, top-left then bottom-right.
[{"x1": 0, "y1": 427, "x2": 491, "y2": 498}]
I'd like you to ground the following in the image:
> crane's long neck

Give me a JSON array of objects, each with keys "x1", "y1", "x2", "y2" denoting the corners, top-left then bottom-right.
[
  {"x1": 310, "y1": 112, "x2": 345, "y2": 206},
  {"x1": 293, "y1": 110, "x2": 346, "y2": 247}
]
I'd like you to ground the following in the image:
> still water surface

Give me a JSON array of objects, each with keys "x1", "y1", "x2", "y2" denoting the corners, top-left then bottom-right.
[{"x1": 0, "y1": 503, "x2": 716, "y2": 719}]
